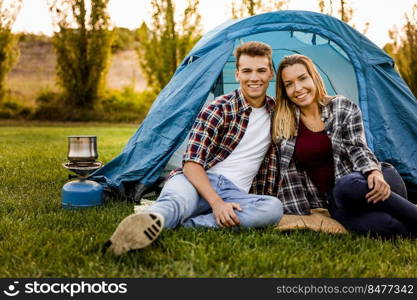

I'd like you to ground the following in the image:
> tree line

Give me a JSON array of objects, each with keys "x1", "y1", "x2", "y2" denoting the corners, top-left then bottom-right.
[
  {"x1": 0, "y1": 0, "x2": 416, "y2": 120},
  {"x1": 383, "y1": 4, "x2": 417, "y2": 96}
]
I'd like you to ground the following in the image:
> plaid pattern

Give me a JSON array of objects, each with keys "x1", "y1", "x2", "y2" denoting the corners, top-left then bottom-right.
[
  {"x1": 169, "y1": 89, "x2": 278, "y2": 195},
  {"x1": 278, "y1": 96, "x2": 381, "y2": 215}
]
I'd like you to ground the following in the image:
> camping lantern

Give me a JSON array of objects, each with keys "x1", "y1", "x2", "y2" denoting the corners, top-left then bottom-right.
[{"x1": 61, "y1": 136, "x2": 103, "y2": 208}]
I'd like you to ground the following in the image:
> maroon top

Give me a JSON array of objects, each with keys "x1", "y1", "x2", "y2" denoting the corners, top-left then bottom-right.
[{"x1": 294, "y1": 121, "x2": 335, "y2": 194}]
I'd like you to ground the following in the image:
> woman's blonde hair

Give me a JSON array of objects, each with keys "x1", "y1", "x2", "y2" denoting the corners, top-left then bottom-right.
[{"x1": 273, "y1": 54, "x2": 329, "y2": 141}]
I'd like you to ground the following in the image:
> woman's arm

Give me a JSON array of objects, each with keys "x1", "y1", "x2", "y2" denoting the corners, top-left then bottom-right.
[
  {"x1": 342, "y1": 99, "x2": 390, "y2": 202},
  {"x1": 342, "y1": 99, "x2": 380, "y2": 174}
]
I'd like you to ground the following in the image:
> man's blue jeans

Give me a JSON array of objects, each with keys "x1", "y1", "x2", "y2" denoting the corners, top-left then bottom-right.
[{"x1": 144, "y1": 173, "x2": 283, "y2": 229}]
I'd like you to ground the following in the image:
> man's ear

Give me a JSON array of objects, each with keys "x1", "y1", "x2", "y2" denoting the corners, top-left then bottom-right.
[
  {"x1": 269, "y1": 69, "x2": 274, "y2": 81},
  {"x1": 235, "y1": 69, "x2": 239, "y2": 82},
  {"x1": 268, "y1": 65, "x2": 274, "y2": 80}
]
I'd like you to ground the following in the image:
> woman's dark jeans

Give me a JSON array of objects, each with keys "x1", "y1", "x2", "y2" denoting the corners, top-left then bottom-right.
[{"x1": 328, "y1": 164, "x2": 417, "y2": 238}]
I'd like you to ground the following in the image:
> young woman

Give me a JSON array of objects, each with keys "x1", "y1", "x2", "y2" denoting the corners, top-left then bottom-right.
[{"x1": 273, "y1": 54, "x2": 416, "y2": 238}]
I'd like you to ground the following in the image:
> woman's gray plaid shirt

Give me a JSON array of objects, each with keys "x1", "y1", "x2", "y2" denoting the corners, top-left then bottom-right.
[{"x1": 275, "y1": 96, "x2": 381, "y2": 215}]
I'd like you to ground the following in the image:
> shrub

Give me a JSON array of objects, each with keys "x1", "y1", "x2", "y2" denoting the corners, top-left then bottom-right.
[
  {"x1": 31, "y1": 86, "x2": 156, "y2": 123},
  {"x1": 18, "y1": 33, "x2": 51, "y2": 44},
  {"x1": 0, "y1": 98, "x2": 33, "y2": 119},
  {"x1": 111, "y1": 27, "x2": 139, "y2": 53},
  {"x1": 31, "y1": 89, "x2": 67, "y2": 121},
  {"x1": 99, "y1": 86, "x2": 156, "y2": 122},
  {"x1": 32, "y1": 89, "x2": 100, "y2": 121}
]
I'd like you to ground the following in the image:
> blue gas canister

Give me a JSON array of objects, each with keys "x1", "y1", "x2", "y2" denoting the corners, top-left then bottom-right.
[
  {"x1": 61, "y1": 179, "x2": 103, "y2": 209},
  {"x1": 62, "y1": 135, "x2": 104, "y2": 209}
]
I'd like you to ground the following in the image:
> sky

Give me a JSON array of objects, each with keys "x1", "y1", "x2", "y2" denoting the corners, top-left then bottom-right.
[{"x1": 11, "y1": 0, "x2": 417, "y2": 47}]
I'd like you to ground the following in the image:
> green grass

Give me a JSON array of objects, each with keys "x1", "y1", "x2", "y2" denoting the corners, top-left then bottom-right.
[{"x1": 1, "y1": 122, "x2": 417, "y2": 277}]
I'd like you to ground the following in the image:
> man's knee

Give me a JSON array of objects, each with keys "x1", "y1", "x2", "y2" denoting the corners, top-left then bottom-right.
[
  {"x1": 162, "y1": 174, "x2": 193, "y2": 193},
  {"x1": 155, "y1": 174, "x2": 201, "y2": 221},
  {"x1": 258, "y1": 196, "x2": 283, "y2": 226}
]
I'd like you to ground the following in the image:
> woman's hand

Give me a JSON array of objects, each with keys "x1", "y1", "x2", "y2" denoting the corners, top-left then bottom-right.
[{"x1": 366, "y1": 170, "x2": 391, "y2": 203}]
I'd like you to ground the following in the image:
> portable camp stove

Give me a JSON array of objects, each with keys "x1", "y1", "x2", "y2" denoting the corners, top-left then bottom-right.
[{"x1": 61, "y1": 136, "x2": 103, "y2": 208}]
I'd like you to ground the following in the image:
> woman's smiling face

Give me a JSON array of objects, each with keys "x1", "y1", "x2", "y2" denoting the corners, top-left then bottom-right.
[{"x1": 281, "y1": 63, "x2": 317, "y2": 109}]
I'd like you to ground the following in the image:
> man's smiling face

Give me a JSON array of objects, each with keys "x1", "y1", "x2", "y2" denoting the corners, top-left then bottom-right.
[{"x1": 235, "y1": 54, "x2": 273, "y2": 107}]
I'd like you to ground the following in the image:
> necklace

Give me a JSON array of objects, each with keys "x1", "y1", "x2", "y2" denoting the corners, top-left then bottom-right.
[{"x1": 300, "y1": 115, "x2": 325, "y2": 132}]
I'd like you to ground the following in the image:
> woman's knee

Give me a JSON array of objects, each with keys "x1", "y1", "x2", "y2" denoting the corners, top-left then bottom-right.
[
  {"x1": 332, "y1": 172, "x2": 368, "y2": 208},
  {"x1": 381, "y1": 163, "x2": 407, "y2": 198}
]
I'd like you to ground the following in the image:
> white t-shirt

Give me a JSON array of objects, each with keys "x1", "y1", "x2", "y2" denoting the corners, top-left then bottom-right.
[{"x1": 207, "y1": 105, "x2": 271, "y2": 192}]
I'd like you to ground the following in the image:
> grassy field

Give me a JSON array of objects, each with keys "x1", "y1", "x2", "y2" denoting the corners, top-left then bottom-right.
[{"x1": 1, "y1": 122, "x2": 417, "y2": 277}]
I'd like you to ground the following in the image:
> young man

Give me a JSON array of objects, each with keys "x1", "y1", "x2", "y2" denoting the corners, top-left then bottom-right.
[{"x1": 108, "y1": 41, "x2": 282, "y2": 255}]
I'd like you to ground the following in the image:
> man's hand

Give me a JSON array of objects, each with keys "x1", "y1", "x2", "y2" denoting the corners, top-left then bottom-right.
[
  {"x1": 183, "y1": 162, "x2": 243, "y2": 227},
  {"x1": 366, "y1": 170, "x2": 391, "y2": 203},
  {"x1": 211, "y1": 200, "x2": 242, "y2": 227}
]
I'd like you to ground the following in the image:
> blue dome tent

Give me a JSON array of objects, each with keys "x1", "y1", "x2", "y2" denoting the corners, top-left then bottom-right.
[{"x1": 92, "y1": 10, "x2": 417, "y2": 200}]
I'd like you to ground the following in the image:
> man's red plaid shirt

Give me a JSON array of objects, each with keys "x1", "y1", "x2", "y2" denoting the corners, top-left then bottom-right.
[{"x1": 169, "y1": 88, "x2": 279, "y2": 196}]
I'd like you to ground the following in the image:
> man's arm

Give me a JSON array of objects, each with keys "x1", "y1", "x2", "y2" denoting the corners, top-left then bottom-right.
[{"x1": 183, "y1": 161, "x2": 242, "y2": 227}]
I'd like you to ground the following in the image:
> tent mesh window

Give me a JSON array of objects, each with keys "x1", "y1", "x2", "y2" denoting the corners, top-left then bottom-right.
[{"x1": 212, "y1": 30, "x2": 359, "y2": 104}]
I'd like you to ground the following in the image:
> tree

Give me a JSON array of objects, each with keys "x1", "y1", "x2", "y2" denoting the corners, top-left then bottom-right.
[
  {"x1": 230, "y1": 0, "x2": 288, "y2": 18},
  {"x1": 136, "y1": 0, "x2": 201, "y2": 94},
  {"x1": 316, "y1": 0, "x2": 353, "y2": 24},
  {"x1": 339, "y1": 0, "x2": 353, "y2": 23},
  {"x1": 317, "y1": 0, "x2": 374, "y2": 36},
  {"x1": 48, "y1": 0, "x2": 113, "y2": 109},
  {"x1": 384, "y1": 5, "x2": 417, "y2": 97},
  {"x1": 317, "y1": 0, "x2": 334, "y2": 15},
  {"x1": 0, "y1": 0, "x2": 22, "y2": 102},
  {"x1": 318, "y1": 0, "x2": 326, "y2": 13}
]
